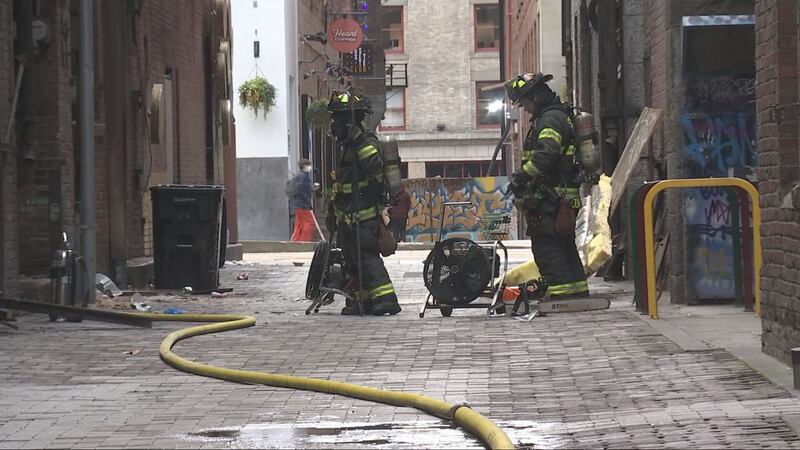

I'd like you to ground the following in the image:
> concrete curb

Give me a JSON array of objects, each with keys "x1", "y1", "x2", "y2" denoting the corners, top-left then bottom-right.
[
  {"x1": 624, "y1": 310, "x2": 712, "y2": 352},
  {"x1": 626, "y1": 309, "x2": 796, "y2": 395}
]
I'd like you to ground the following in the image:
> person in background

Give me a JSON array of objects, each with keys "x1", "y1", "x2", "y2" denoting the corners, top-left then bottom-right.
[
  {"x1": 289, "y1": 158, "x2": 315, "y2": 242},
  {"x1": 389, "y1": 187, "x2": 411, "y2": 242}
]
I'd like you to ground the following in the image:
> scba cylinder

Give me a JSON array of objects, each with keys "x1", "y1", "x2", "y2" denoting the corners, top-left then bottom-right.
[{"x1": 574, "y1": 111, "x2": 602, "y2": 175}]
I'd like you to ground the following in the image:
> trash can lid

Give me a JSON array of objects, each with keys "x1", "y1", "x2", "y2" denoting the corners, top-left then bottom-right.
[{"x1": 149, "y1": 184, "x2": 225, "y2": 192}]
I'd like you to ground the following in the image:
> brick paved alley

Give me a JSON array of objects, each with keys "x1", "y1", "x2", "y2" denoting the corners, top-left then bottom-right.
[{"x1": 1, "y1": 250, "x2": 799, "y2": 449}]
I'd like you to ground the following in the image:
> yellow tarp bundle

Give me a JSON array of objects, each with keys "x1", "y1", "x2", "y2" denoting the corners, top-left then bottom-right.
[
  {"x1": 582, "y1": 174, "x2": 613, "y2": 273},
  {"x1": 498, "y1": 259, "x2": 542, "y2": 286}
]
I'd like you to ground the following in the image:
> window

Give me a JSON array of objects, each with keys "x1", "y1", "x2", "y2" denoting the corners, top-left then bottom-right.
[
  {"x1": 426, "y1": 163, "x2": 444, "y2": 177},
  {"x1": 380, "y1": 87, "x2": 406, "y2": 130},
  {"x1": 474, "y1": 4, "x2": 500, "y2": 51},
  {"x1": 476, "y1": 82, "x2": 504, "y2": 128},
  {"x1": 425, "y1": 160, "x2": 506, "y2": 178},
  {"x1": 382, "y1": 6, "x2": 404, "y2": 53}
]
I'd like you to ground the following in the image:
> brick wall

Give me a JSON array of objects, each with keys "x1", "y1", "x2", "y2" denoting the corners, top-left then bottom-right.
[
  {"x1": 10, "y1": 0, "x2": 219, "y2": 281},
  {"x1": 756, "y1": 0, "x2": 800, "y2": 363},
  {"x1": 507, "y1": 0, "x2": 540, "y2": 161},
  {"x1": 126, "y1": 0, "x2": 216, "y2": 262},
  {"x1": 400, "y1": 1, "x2": 501, "y2": 133},
  {"x1": 643, "y1": 0, "x2": 754, "y2": 303},
  {"x1": 16, "y1": 0, "x2": 75, "y2": 276}
]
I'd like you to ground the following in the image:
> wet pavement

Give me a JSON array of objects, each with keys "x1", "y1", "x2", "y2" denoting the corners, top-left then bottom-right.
[{"x1": 1, "y1": 249, "x2": 799, "y2": 448}]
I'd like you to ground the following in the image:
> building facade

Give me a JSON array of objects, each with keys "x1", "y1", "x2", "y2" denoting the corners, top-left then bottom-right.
[
  {"x1": 0, "y1": 0, "x2": 234, "y2": 298},
  {"x1": 381, "y1": 0, "x2": 504, "y2": 180},
  {"x1": 561, "y1": 0, "x2": 756, "y2": 290},
  {"x1": 232, "y1": 0, "x2": 300, "y2": 241},
  {"x1": 504, "y1": 0, "x2": 568, "y2": 187},
  {"x1": 755, "y1": 0, "x2": 800, "y2": 363},
  {"x1": 233, "y1": 0, "x2": 386, "y2": 241}
]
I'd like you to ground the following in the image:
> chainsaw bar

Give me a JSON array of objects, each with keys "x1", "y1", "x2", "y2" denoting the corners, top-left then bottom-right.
[{"x1": 538, "y1": 296, "x2": 611, "y2": 314}]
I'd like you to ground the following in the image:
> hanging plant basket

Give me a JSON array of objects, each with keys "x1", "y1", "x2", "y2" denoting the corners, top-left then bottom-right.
[
  {"x1": 307, "y1": 97, "x2": 331, "y2": 130},
  {"x1": 238, "y1": 76, "x2": 276, "y2": 118}
]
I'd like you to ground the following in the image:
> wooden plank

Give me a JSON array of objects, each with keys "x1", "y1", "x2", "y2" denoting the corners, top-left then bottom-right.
[{"x1": 610, "y1": 107, "x2": 663, "y2": 215}]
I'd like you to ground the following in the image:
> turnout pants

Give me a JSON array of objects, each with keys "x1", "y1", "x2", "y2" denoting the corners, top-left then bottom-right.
[
  {"x1": 339, "y1": 217, "x2": 400, "y2": 310},
  {"x1": 528, "y1": 210, "x2": 588, "y2": 297}
]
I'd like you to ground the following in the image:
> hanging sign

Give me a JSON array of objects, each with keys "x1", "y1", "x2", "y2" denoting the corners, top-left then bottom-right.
[{"x1": 327, "y1": 18, "x2": 364, "y2": 53}]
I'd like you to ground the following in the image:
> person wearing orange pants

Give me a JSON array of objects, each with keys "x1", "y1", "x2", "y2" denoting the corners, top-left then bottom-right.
[
  {"x1": 291, "y1": 208, "x2": 316, "y2": 241},
  {"x1": 289, "y1": 159, "x2": 316, "y2": 242}
]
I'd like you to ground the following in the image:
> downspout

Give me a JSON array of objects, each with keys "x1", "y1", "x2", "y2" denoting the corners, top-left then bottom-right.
[{"x1": 78, "y1": 0, "x2": 96, "y2": 292}]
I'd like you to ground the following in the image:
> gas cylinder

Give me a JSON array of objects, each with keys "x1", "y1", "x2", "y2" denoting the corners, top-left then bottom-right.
[
  {"x1": 574, "y1": 111, "x2": 602, "y2": 175},
  {"x1": 379, "y1": 136, "x2": 403, "y2": 198}
]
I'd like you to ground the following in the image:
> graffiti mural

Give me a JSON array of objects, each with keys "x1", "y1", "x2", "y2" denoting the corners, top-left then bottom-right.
[
  {"x1": 682, "y1": 72, "x2": 756, "y2": 299},
  {"x1": 403, "y1": 177, "x2": 514, "y2": 242}
]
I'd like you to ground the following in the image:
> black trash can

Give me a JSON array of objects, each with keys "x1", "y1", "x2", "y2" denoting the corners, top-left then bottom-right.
[{"x1": 150, "y1": 185, "x2": 225, "y2": 291}]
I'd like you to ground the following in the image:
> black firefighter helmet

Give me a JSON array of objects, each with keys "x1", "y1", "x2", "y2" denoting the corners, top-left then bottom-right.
[
  {"x1": 504, "y1": 72, "x2": 555, "y2": 106},
  {"x1": 327, "y1": 91, "x2": 372, "y2": 119}
]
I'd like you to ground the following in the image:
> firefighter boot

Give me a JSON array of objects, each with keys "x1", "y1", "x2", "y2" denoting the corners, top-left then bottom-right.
[{"x1": 370, "y1": 296, "x2": 401, "y2": 316}]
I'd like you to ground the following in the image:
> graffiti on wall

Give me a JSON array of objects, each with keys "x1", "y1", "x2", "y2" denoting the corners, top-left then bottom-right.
[
  {"x1": 682, "y1": 74, "x2": 756, "y2": 299},
  {"x1": 403, "y1": 177, "x2": 514, "y2": 242},
  {"x1": 684, "y1": 187, "x2": 737, "y2": 298},
  {"x1": 682, "y1": 113, "x2": 756, "y2": 179}
]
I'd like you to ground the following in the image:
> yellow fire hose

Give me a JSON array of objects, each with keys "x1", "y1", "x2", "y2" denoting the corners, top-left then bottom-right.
[{"x1": 139, "y1": 312, "x2": 515, "y2": 449}]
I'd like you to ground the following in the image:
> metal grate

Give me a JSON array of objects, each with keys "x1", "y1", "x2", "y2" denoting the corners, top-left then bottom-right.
[{"x1": 385, "y1": 63, "x2": 408, "y2": 87}]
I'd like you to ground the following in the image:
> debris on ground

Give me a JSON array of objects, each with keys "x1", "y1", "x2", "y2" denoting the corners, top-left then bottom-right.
[
  {"x1": 96, "y1": 273, "x2": 123, "y2": 297},
  {"x1": 130, "y1": 293, "x2": 151, "y2": 311}
]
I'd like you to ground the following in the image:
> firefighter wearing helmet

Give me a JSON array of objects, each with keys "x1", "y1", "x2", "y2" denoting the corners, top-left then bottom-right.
[
  {"x1": 504, "y1": 73, "x2": 589, "y2": 298},
  {"x1": 324, "y1": 91, "x2": 402, "y2": 316}
]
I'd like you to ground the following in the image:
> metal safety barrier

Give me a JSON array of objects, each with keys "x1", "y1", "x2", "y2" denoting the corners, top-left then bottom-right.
[{"x1": 639, "y1": 178, "x2": 761, "y2": 319}]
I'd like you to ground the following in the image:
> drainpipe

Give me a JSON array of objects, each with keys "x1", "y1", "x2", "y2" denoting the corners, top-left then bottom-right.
[{"x1": 78, "y1": 0, "x2": 96, "y2": 291}]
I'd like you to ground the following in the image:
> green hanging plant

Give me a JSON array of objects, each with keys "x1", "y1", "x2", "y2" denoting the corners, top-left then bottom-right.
[
  {"x1": 307, "y1": 97, "x2": 331, "y2": 130},
  {"x1": 237, "y1": 76, "x2": 276, "y2": 118}
]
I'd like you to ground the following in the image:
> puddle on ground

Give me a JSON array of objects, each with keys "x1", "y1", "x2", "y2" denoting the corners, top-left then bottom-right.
[
  {"x1": 180, "y1": 419, "x2": 573, "y2": 449},
  {"x1": 182, "y1": 420, "x2": 483, "y2": 449}
]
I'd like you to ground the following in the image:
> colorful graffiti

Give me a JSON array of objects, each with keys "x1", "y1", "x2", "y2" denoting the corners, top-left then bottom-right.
[
  {"x1": 683, "y1": 188, "x2": 738, "y2": 298},
  {"x1": 403, "y1": 177, "x2": 514, "y2": 242},
  {"x1": 682, "y1": 113, "x2": 756, "y2": 178},
  {"x1": 682, "y1": 73, "x2": 756, "y2": 300}
]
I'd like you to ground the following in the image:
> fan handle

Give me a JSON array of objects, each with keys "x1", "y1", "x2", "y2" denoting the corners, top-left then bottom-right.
[{"x1": 438, "y1": 201, "x2": 473, "y2": 242}]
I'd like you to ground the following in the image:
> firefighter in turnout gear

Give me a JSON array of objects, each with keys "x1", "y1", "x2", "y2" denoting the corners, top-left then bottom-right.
[
  {"x1": 325, "y1": 91, "x2": 402, "y2": 316},
  {"x1": 504, "y1": 73, "x2": 589, "y2": 298}
]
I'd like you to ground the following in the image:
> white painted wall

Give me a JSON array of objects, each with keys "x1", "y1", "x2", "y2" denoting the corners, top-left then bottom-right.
[
  {"x1": 284, "y1": 0, "x2": 300, "y2": 171},
  {"x1": 231, "y1": 0, "x2": 289, "y2": 159}
]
